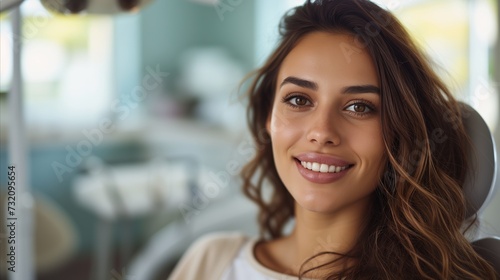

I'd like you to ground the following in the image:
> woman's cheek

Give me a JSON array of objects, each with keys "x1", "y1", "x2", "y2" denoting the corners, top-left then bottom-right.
[{"x1": 269, "y1": 110, "x2": 305, "y2": 139}]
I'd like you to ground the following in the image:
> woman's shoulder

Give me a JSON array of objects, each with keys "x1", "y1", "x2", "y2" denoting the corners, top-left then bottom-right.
[{"x1": 168, "y1": 231, "x2": 249, "y2": 280}]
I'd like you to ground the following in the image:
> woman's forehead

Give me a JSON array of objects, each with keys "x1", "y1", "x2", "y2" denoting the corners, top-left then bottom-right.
[{"x1": 277, "y1": 31, "x2": 379, "y2": 89}]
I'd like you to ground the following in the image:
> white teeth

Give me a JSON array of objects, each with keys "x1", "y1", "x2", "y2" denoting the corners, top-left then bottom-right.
[
  {"x1": 319, "y1": 164, "x2": 329, "y2": 173},
  {"x1": 300, "y1": 161, "x2": 350, "y2": 173},
  {"x1": 311, "y1": 162, "x2": 320, "y2": 172}
]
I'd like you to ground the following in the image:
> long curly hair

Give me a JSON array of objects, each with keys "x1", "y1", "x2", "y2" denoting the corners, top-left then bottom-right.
[{"x1": 240, "y1": 0, "x2": 498, "y2": 279}]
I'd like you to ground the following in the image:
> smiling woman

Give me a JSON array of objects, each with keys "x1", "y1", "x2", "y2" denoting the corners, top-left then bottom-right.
[
  {"x1": 169, "y1": 0, "x2": 499, "y2": 279},
  {"x1": 267, "y1": 32, "x2": 386, "y2": 218}
]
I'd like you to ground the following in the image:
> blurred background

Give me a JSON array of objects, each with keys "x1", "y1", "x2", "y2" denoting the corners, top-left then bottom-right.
[{"x1": 0, "y1": 0, "x2": 498, "y2": 279}]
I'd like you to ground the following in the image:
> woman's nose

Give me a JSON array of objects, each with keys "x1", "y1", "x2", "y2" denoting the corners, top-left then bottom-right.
[{"x1": 306, "y1": 111, "x2": 341, "y2": 146}]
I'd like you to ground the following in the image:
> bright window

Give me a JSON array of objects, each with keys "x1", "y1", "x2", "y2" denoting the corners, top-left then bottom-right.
[
  {"x1": 0, "y1": 0, "x2": 113, "y2": 128},
  {"x1": 392, "y1": 0, "x2": 498, "y2": 131}
]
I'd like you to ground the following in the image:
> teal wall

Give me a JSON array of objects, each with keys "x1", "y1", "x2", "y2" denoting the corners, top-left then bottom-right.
[{"x1": 139, "y1": 0, "x2": 256, "y2": 85}]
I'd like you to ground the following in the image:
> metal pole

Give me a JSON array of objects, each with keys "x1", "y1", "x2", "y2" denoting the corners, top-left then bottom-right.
[{"x1": 7, "y1": 5, "x2": 35, "y2": 280}]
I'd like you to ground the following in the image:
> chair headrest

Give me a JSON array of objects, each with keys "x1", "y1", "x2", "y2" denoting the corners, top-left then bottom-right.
[
  {"x1": 472, "y1": 237, "x2": 500, "y2": 274},
  {"x1": 460, "y1": 102, "x2": 497, "y2": 219}
]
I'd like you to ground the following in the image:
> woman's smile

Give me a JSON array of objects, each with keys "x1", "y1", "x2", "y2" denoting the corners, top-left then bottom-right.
[
  {"x1": 299, "y1": 161, "x2": 350, "y2": 173},
  {"x1": 294, "y1": 152, "x2": 354, "y2": 184}
]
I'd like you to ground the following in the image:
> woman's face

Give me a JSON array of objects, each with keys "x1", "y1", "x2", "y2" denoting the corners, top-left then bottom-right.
[{"x1": 267, "y1": 32, "x2": 386, "y2": 215}]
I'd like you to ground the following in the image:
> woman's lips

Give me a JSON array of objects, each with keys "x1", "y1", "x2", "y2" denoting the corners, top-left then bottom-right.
[{"x1": 294, "y1": 153, "x2": 353, "y2": 184}]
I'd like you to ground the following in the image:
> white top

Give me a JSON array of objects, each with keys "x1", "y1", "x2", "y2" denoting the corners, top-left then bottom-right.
[
  {"x1": 221, "y1": 237, "x2": 300, "y2": 280},
  {"x1": 169, "y1": 232, "x2": 317, "y2": 280}
]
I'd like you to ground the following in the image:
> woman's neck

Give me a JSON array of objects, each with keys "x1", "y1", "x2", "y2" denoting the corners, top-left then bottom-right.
[{"x1": 255, "y1": 200, "x2": 371, "y2": 277}]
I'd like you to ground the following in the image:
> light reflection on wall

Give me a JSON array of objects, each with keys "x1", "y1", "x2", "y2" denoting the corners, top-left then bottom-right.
[{"x1": 394, "y1": 0, "x2": 498, "y2": 131}]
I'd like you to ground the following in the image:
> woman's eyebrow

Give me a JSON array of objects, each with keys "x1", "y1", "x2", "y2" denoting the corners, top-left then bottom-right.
[
  {"x1": 280, "y1": 76, "x2": 380, "y2": 95},
  {"x1": 341, "y1": 85, "x2": 380, "y2": 94},
  {"x1": 280, "y1": 76, "x2": 318, "y2": 90}
]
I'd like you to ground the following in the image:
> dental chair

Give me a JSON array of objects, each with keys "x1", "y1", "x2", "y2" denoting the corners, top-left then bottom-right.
[
  {"x1": 472, "y1": 237, "x2": 500, "y2": 275},
  {"x1": 127, "y1": 191, "x2": 260, "y2": 279},
  {"x1": 461, "y1": 102, "x2": 500, "y2": 275},
  {"x1": 128, "y1": 103, "x2": 500, "y2": 279}
]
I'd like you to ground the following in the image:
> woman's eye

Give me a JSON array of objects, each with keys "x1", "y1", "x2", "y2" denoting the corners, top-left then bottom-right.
[
  {"x1": 345, "y1": 102, "x2": 373, "y2": 114},
  {"x1": 285, "y1": 95, "x2": 311, "y2": 107},
  {"x1": 292, "y1": 96, "x2": 308, "y2": 106}
]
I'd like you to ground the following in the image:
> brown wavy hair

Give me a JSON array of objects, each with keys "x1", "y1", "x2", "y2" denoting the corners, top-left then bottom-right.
[{"x1": 241, "y1": 0, "x2": 498, "y2": 279}]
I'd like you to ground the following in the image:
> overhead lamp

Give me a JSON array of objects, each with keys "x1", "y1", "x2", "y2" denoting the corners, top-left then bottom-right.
[{"x1": 40, "y1": 0, "x2": 153, "y2": 14}]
